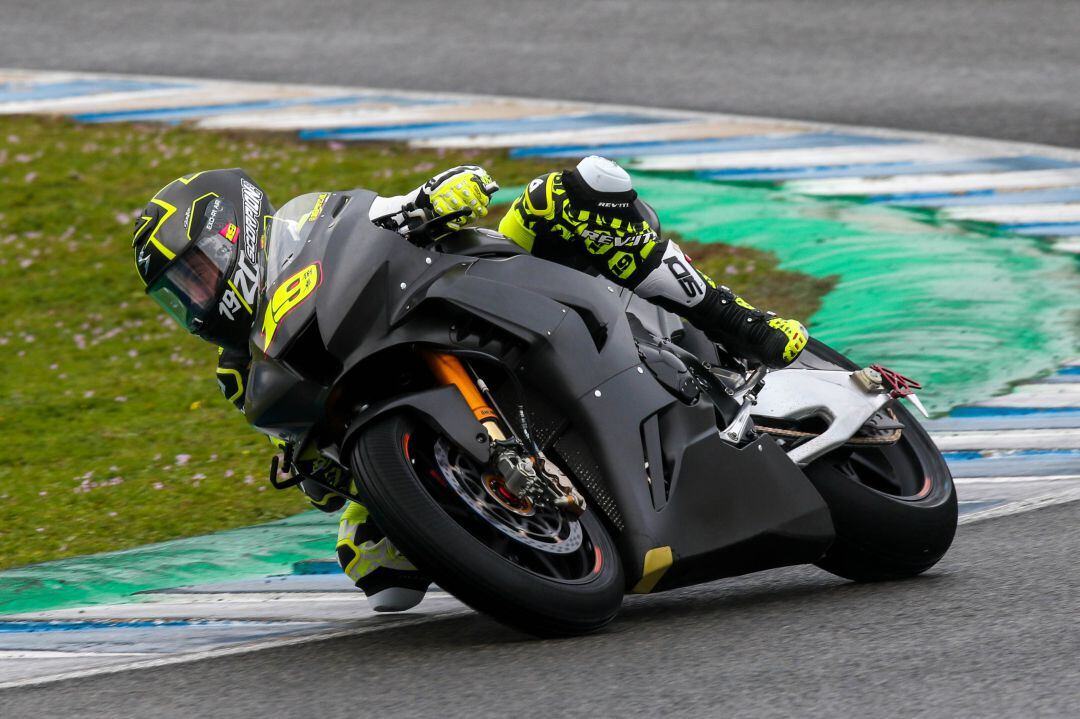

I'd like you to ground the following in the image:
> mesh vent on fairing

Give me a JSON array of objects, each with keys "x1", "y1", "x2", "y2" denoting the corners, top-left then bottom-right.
[
  {"x1": 551, "y1": 430, "x2": 625, "y2": 532},
  {"x1": 494, "y1": 380, "x2": 625, "y2": 531}
]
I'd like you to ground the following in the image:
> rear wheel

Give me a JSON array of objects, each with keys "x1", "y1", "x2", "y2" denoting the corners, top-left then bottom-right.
[
  {"x1": 351, "y1": 414, "x2": 624, "y2": 636},
  {"x1": 799, "y1": 340, "x2": 958, "y2": 581}
]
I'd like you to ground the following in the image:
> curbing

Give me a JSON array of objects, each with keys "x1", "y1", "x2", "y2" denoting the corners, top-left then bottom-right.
[{"x1": 0, "y1": 68, "x2": 1077, "y2": 677}]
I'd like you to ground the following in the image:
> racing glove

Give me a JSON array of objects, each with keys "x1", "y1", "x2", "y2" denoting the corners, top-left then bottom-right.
[{"x1": 416, "y1": 165, "x2": 499, "y2": 229}]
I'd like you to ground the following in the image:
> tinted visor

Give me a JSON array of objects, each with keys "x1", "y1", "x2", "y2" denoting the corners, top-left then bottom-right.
[{"x1": 147, "y1": 198, "x2": 239, "y2": 331}]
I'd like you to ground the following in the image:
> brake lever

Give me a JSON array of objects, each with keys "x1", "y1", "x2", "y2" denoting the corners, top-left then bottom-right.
[{"x1": 409, "y1": 208, "x2": 472, "y2": 236}]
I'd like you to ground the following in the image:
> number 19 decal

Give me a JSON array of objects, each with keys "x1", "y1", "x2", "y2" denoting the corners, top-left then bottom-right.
[{"x1": 262, "y1": 262, "x2": 321, "y2": 351}]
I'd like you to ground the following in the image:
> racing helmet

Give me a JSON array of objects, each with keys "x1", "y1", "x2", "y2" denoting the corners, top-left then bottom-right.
[
  {"x1": 560, "y1": 155, "x2": 661, "y2": 232},
  {"x1": 133, "y1": 169, "x2": 275, "y2": 352}
]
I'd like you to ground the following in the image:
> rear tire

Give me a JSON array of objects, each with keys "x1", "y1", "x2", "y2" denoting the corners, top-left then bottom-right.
[
  {"x1": 351, "y1": 414, "x2": 624, "y2": 637},
  {"x1": 800, "y1": 340, "x2": 958, "y2": 581}
]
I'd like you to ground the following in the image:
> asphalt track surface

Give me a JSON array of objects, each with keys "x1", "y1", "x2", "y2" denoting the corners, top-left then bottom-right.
[
  {"x1": 1, "y1": 0, "x2": 1078, "y2": 148},
  {"x1": 3, "y1": 4, "x2": 1079, "y2": 716},
  {"x1": 2, "y1": 502, "x2": 1078, "y2": 718}
]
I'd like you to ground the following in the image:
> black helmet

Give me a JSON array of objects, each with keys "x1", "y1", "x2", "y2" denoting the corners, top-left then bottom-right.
[{"x1": 133, "y1": 169, "x2": 275, "y2": 352}]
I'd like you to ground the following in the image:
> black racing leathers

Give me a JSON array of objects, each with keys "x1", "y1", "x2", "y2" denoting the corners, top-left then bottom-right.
[{"x1": 497, "y1": 171, "x2": 808, "y2": 367}]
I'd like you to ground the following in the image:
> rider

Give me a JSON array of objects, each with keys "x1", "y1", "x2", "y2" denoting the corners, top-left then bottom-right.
[
  {"x1": 499, "y1": 156, "x2": 807, "y2": 368},
  {"x1": 132, "y1": 160, "x2": 808, "y2": 611}
]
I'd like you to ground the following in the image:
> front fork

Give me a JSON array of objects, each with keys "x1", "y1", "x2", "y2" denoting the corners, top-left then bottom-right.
[
  {"x1": 420, "y1": 351, "x2": 586, "y2": 514},
  {"x1": 422, "y1": 351, "x2": 507, "y2": 441}
]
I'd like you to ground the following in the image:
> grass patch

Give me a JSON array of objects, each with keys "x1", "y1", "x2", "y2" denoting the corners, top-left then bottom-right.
[{"x1": 0, "y1": 114, "x2": 829, "y2": 570}]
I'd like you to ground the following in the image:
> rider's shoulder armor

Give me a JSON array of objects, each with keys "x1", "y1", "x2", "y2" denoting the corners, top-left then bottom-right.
[{"x1": 521, "y1": 172, "x2": 560, "y2": 220}]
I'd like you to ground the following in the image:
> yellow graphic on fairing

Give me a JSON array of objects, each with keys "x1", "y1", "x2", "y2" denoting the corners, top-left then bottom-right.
[{"x1": 262, "y1": 262, "x2": 321, "y2": 351}]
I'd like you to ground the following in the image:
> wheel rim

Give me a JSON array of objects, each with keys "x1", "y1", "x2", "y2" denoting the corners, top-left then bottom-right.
[
  {"x1": 432, "y1": 439, "x2": 584, "y2": 554},
  {"x1": 405, "y1": 430, "x2": 602, "y2": 582},
  {"x1": 823, "y1": 404, "x2": 934, "y2": 500}
]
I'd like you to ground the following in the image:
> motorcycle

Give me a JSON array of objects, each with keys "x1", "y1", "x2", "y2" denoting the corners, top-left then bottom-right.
[{"x1": 249, "y1": 189, "x2": 957, "y2": 637}]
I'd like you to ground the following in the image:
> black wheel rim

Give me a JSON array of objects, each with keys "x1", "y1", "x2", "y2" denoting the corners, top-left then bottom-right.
[
  {"x1": 404, "y1": 428, "x2": 604, "y2": 583},
  {"x1": 824, "y1": 404, "x2": 934, "y2": 500}
]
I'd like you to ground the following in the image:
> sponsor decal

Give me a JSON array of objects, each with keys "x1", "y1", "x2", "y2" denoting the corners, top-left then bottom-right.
[
  {"x1": 240, "y1": 178, "x2": 263, "y2": 266},
  {"x1": 579, "y1": 226, "x2": 657, "y2": 247},
  {"x1": 203, "y1": 198, "x2": 223, "y2": 233},
  {"x1": 308, "y1": 192, "x2": 329, "y2": 220},
  {"x1": 596, "y1": 201, "x2": 631, "y2": 209},
  {"x1": 137, "y1": 244, "x2": 152, "y2": 274},
  {"x1": 217, "y1": 247, "x2": 260, "y2": 321},
  {"x1": 663, "y1": 255, "x2": 705, "y2": 299},
  {"x1": 262, "y1": 262, "x2": 321, "y2": 351}
]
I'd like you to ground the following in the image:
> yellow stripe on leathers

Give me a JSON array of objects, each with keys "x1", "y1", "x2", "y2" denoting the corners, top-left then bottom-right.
[{"x1": 631, "y1": 546, "x2": 674, "y2": 594}]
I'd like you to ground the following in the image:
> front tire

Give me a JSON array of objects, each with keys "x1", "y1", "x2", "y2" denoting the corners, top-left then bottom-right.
[{"x1": 351, "y1": 414, "x2": 624, "y2": 637}]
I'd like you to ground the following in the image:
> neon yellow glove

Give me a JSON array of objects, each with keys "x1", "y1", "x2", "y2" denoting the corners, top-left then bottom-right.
[{"x1": 419, "y1": 165, "x2": 499, "y2": 230}]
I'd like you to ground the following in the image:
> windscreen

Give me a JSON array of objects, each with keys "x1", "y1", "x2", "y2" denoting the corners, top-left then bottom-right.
[{"x1": 265, "y1": 192, "x2": 330, "y2": 286}]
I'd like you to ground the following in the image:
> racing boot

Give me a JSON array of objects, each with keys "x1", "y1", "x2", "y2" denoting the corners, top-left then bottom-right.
[
  {"x1": 693, "y1": 285, "x2": 809, "y2": 368},
  {"x1": 292, "y1": 450, "x2": 350, "y2": 514},
  {"x1": 336, "y1": 501, "x2": 432, "y2": 612}
]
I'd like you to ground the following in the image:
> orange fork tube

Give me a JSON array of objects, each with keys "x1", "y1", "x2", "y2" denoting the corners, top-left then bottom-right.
[{"x1": 421, "y1": 351, "x2": 506, "y2": 441}]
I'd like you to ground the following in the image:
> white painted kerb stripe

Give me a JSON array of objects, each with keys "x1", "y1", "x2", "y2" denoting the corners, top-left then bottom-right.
[
  {"x1": 931, "y1": 428, "x2": 1080, "y2": 450},
  {"x1": 954, "y1": 475, "x2": 1080, "y2": 484},
  {"x1": 959, "y1": 487, "x2": 1080, "y2": 525},
  {"x1": 0, "y1": 608, "x2": 473, "y2": 691},
  {"x1": 941, "y1": 203, "x2": 1080, "y2": 224},
  {"x1": 0, "y1": 650, "x2": 155, "y2": 659},
  {"x1": 791, "y1": 168, "x2": 1080, "y2": 196},
  {"x1": 627, "y1": 143, "x2": 987, "y2": 171}
]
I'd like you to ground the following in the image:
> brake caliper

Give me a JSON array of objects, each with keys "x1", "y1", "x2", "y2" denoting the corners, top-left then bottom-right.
[{"x1": 491, "y1": 444, "x2": 587, "y2": 517}]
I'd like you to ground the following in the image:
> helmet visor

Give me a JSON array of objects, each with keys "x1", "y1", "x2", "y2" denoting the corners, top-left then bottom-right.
[{"x1": 147, "y1": 197, "x2": 239, "y2": 331}]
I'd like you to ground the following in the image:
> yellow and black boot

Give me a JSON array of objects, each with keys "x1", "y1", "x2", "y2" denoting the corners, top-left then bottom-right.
[
  {"x1": 685, "y1": 285, "x2": 809, "y2": 368},
  {"x1": 336, "y1": 502, "x2": 432, "y2": 612}
]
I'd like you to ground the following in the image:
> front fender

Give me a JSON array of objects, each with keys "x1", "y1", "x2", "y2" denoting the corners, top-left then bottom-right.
[{"x1": 342, "y1": 385, "x2": 491, "y2": 466}]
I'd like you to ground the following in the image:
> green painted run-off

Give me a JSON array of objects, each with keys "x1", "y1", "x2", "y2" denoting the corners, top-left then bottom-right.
[
  {"x1": 3, "y1": 173, "x2": 1078, "y2": 616},
  {"x1": 632, "y1": 172, "x2": 1079, "y2": 414},
  {"x1": 0, "y1": 511, "x2": 336, "y2": 615}
]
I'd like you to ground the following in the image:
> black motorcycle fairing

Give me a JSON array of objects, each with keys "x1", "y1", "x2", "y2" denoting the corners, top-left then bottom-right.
[
  {"x1": 341, "y1": 384, "x2": 491, "y2": 466},
  {"x1": 435, "y1": 227, "x2": 529, "y2": 258},
  {"x1": 245, "y1": 189, "x2": 835, "y2": 593},
  {"x1": 545, "y1": 361, "x2": 833, "y2": 590}
]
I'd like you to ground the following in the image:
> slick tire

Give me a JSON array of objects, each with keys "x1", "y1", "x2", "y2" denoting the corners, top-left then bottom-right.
[
  {"x1": 800, "y1": 340, "x2": 958, "y2": 581},
  {"x1": 351, "y1": 414, "x2": 624, "y2": 637}
]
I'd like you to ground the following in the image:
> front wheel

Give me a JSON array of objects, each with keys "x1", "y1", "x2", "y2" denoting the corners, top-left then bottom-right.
[{"x1": 350, "y1": 414, "x2": 624, "y2": 637}]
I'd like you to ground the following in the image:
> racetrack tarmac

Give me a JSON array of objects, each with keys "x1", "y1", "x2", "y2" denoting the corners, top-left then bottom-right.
[
  {"x1": 0, "y1": 0, "x2": 1078, "y2": 148},
  {"x1": 4, "y1": 501, "x2": 1079, "y2": 718}
]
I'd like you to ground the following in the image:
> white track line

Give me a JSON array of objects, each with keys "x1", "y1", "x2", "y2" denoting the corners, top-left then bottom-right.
[
  {"x1": 1053, "y1": 237, "x2": 1080, "y2": 253},
  {"x1": 941, "y1": 203, "x2": 1080, "y2": 224},
  {"x1": 627, "y1": 143, "x2": 988, "y2": 171},
  {"x1": 409, "y1": 121, "x2": 800, "y2": 149},
  {"x1": 974, "y1": 383, "x2": 1080, "y2": 408},
  {"x1": 931, "y1": 428, "x2": 1080, "y2": 450},
  {"x1": 791, "y1": 168, "x2": 1080, "y2": 196},
  {"x1": 195, "y1": 101, "x2": 563, "y2": 131},
  {"x1": 0, "y1": 88, "x2": 199, "y2": 115},
  {"x1": 959, "y1": 486, "x2": 1080, "y2": 525},
  {"x1": 0, "y1": 608, "x2": 473, "y2": 691},
  {"x1": 0, "y1": 651, "x2": 155, "y2": 659},
  {"x1": 954, "y1": 475, "x2": 1080, "y2": 484}
]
